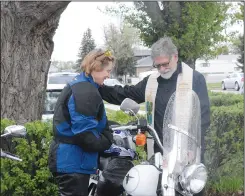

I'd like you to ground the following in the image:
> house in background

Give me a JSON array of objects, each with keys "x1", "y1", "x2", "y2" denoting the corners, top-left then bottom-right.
[
  {"x1": 134, "y1": 52, "x2": 241, "y2": 78},
  {"x1": 195, "y1": 55, "x2": 241, "y2": 74},
  {"x1": 133, "y1": 48, "x2": 151, "y2": 61},
  {"x1": 135, "y1": 56, "x2": 154, "y2": 77}
]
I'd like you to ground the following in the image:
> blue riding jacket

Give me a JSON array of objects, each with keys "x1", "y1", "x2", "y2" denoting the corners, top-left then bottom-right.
[{"x1": 48, "y1": 72, "x2": 112, "y2": 174}]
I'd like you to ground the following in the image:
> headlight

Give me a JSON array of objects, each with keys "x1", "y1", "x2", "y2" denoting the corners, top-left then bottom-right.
[{"x1": 179, "y1": 163, "x2": 207, "y2": 194}]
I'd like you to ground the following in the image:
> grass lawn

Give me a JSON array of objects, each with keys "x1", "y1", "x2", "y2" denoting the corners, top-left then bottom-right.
[{"x1": 207, "y1": 82, "x2": 221, "y2": 90}]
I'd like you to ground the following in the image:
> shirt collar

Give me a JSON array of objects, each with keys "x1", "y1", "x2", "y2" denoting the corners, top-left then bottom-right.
[{"x1": 80, "y1": 72, "x2": 99, "y2": 88}]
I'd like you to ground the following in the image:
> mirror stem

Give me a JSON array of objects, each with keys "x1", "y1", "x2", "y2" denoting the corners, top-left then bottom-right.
[
  {"x1": 128, "y1": 109, "x2": 139, "y2": 125},
  {"x1": 1, "y1": 132, "x2": 12, "y2": 137}
]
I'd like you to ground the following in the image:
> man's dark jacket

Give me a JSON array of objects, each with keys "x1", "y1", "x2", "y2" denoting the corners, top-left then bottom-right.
[
  {"x1": 48, "y1": 72, "x2": 113, "y2": 174},
  {"x1": 99, "y1": 62, "x2": 210, "y2": 162}
]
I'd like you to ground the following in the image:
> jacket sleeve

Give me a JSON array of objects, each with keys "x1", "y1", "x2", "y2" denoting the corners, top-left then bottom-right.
[
  {"x1": 195, "y1": 74, "x2": 211, "y2": 162},
  {"x1": 98, "y1": 76, "x2": 150, "y2": 105},
  {"x1": 68, "y1": 82, "x2": 113, "y2": 152}
]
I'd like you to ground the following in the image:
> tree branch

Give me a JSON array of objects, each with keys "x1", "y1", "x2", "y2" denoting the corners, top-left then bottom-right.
[
  {"x1": 1, "y1": 1, "x2": 70, "y2": 29},
  {"x1": 142, "y1": 1, "x2": 164, "y2": 25}
]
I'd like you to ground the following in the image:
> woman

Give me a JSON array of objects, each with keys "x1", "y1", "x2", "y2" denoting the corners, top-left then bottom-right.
[{"x1": 48, "y1": 49, "x2": 115, "y2": 196}]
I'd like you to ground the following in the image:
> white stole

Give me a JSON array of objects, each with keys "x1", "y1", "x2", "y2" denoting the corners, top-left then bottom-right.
[{"x1": 145, "y1": 63, "x2": 193, "y2": 158}]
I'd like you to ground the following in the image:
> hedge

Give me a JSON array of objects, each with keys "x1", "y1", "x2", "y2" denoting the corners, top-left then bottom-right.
[
  {"x1": 205, "y1": 97, "x2": 244, "y2": 194},
  {"x1": 1, "y1": 119, "x2": 57, "y2": 196},
  {"x1": 208, "y1": 92, "x2": 243, "y2": 107}
]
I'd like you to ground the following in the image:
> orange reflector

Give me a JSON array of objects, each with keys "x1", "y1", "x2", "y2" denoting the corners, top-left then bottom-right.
[{"x1": 136, "y1": 133, "x2": 146, "y2": 146}]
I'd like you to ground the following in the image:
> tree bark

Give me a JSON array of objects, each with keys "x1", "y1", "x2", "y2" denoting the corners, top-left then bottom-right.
[
  {"x1": 184, "y1": 59, "x2": 196, "y2": 70},
  {"x1": 1, "y1": 1, "x2": 70, "y2": 124}
]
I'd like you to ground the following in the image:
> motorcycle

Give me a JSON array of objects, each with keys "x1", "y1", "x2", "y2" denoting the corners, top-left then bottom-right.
[
  {"x1": 122, "y1": 91, "x2": 208, "y2": 196},
  {"x1": 88, "y1": 97, "x2": 164, "y2": 196},
  {"x1": 1, "y1": 125, "x2": 27, "y2": 161}
]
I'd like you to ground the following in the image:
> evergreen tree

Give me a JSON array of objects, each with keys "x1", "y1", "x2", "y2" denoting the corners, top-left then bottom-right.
[
  {"x1": 237, "y1": 35, "x2": 244, "y2": 69},
  {"x1": 75, "y1": 28, "x2": 96, "y2": 71}
]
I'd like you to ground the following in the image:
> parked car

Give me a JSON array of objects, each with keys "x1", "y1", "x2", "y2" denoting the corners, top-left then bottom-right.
[
  {"x1": 222, "y1": 72, "x2": 244, "y2": 91},
  {"x1": 104, "y1": 78, "x2": 124, "y2": 87},
  {"x1": 42, "y1": 72, "x2": 78, "y2": 121},
  {"x1": 42, "y1": 84, "x2": 64, "y2": 121},
  {"x1": 47, "y1": 72, "x2": 78, "y2": 85}
]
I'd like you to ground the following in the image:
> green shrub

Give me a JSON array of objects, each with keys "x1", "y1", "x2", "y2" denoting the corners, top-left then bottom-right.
[
  {"x1": 1, "y1": 119, "x2": 57, "y2": 196},
  {"x1": 107, "y1": 110, "x2": 139, "y2": 124},
  {"x1": 209, "y1": 93, "x2": 243, "y2": 107},
  {"x1": 206, "y1": 176, "x2": 244, "y2": 195},
  {"x1": 1, "y1": 119, "x2": 15, "y2": 132},
  {"x1": 205, "y1": 102, "x2": 244, "y2": 186}
]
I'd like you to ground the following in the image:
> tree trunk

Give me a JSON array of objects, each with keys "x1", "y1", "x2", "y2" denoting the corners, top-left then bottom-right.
[
  {"x1": 184, "y1": 59, "x2": 196, "y2": 70},
  {"x1": 1, "y1": 1, "x2": 70, "y2": 124}
]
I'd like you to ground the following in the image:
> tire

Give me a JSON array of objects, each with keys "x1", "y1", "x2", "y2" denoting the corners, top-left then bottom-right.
[
  {"x1": 88, "y1": 183, "x2": 97, "y2": 196},
  {"x1": 222, "y1": 82, "x2": 226, "y2": 90},
  {"x1": 235, "y1": 82, "x2": 240, "y2": 91}
]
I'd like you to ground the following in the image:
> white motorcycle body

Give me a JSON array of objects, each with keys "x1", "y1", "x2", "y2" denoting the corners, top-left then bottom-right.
[{"x1": 123, "y1": 153, "x2": 162, "y2": 196}]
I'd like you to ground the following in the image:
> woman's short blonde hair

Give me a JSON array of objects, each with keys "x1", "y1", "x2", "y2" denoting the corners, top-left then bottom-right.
[{"x1": 81, "y1": 49, "x2": 115, "y2": 75}]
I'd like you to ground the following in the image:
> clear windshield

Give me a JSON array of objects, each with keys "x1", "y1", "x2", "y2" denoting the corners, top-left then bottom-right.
[{"x1": 162, "y1": 90, "x2": 201, "y2": 173}]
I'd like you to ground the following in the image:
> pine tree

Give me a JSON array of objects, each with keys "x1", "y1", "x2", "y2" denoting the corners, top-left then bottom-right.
[{"x1": 75, "y1": 28, "x2": 96, "y2": 71}]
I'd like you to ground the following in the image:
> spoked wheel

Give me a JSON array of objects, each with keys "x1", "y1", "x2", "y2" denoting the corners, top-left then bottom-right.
[{"x1": 88, "y1": 183, "x2": 97, "y2": 196}]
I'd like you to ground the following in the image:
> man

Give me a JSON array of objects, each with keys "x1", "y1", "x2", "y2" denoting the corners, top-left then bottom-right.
[
  {"x1": 99, "y1": 37, "x2": 210, "y2": 152},
  {"x1": 99, "y1": 37, "x2": 210, "y2": 195}
]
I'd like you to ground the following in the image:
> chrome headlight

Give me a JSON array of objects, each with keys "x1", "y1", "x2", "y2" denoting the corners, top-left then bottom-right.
[{"x1": 179, "y1": 163, "x2": 208, "y2": 194}]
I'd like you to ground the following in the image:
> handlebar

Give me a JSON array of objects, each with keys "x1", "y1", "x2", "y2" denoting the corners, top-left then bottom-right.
[
  {"x1": 109, "y1": 124, "x2": 163, "y2": 151},
  {"x1": 110, "y1": 125, "x2": 138, "y2": 131},
  {"x1": 1, "y1": 149, "x2": 22, "y2": 161},
  {"x1": 147, "y1": 125, "x2": 163, "y2": 152}
]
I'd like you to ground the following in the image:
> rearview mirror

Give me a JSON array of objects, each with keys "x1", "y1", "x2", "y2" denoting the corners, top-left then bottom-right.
[
  {"x1": 120, "y1": 98, "x2": 140, "y2": 116},
  {"x1": 226, "y1": 75, "x2": 230, "y2": 78},
  {"x1": 1, "y1": 125, "x2": 27, "y2": 137}
]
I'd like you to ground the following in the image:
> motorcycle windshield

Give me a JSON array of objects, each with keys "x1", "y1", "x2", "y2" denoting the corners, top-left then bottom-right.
[{"x1": 162, "y1": 90, "x2": 201, "y2": 174}]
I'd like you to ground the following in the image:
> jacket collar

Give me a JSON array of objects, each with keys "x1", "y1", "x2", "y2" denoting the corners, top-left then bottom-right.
[{"x1": 79, "y1": 72, "x2": 99, "y2": 88}]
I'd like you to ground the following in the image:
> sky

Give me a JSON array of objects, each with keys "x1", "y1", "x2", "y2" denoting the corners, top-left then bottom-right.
[
  {"x1": 51, "y1": 2, "x2": 243, "y2": 62},
  {"x1": 51, "y1": 2, "x2": 133, "y2": 62}
]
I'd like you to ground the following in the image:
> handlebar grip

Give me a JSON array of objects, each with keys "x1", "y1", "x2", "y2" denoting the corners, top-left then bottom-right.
[
  {"x1": 109, "y1": 125, "x2": 121, "y2": 129},
  {"x1": 110, "y1": 125, "x2": 138, "y2": 131},
  {"x1": 1, "y1": 150, "x2": 22, "y2": 161}
]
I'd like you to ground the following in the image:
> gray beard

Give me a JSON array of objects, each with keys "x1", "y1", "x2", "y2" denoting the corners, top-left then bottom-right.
[{"x1": 160, "y1": 66, "x2": 177, "y2": 79}]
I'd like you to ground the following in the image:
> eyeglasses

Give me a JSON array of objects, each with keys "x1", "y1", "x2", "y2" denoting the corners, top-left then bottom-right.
[
  {"x1": 152, "y1": 58, "x2": 172, "y2": 69},
  {"x1": 152, "y1": 60, "x2": 171, "y2": 69}
]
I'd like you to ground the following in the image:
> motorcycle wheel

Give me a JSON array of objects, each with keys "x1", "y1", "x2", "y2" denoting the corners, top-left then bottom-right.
[{"x1": 88, "y1": 183, "x2": 97, "y2": 196}]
